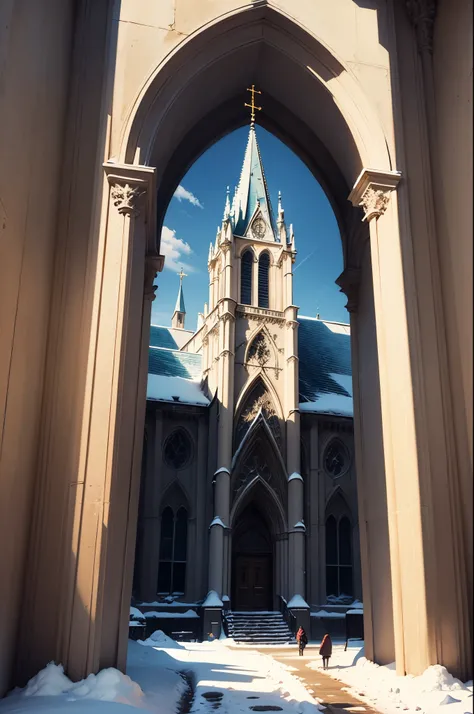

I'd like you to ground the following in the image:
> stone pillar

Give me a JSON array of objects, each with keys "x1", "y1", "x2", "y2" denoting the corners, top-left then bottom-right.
[
  {"x1": 61, "y1": 164, "x2": 163, "y2": 678},
  {"x1": 285, "y1": 298, "x2": 304, "y2": 599},
  {"x1": 348, "y1": 167, "x2": 468, "y2": 676},
  {"x1": 208, "y1": 238, "x2": 235, "y2": 598}
]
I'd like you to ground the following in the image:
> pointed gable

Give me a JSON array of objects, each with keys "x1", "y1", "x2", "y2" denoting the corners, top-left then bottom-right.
[{"x1": 233, "y1": 126, "x2": 278, "y2": 241}]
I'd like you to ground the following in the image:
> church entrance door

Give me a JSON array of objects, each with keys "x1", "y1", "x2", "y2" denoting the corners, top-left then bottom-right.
[
  {"x1": 232, "y1": 503, "x2": 273, "y2": 610},
  {"x1": 234, "y1": 554, "x2": 272, "y2": 610}
]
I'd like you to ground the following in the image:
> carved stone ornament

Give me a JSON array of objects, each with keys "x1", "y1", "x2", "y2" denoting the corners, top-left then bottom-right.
[
  {"x1": 360, "y1": 187, "x2": 391, "y2": 222},
  {"x1": 111, "y1": 182, "x2": 145, "y2": 216},
  {"x1": 248, "y1": 333, "x2": 271, "y2": 366},
  {"x1": 405, "y1": 0, "x2": 437, "y2": 55}
]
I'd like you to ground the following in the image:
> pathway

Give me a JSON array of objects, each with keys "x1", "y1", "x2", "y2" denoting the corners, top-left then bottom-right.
[{"x1": 255, "y1": 647, "x2": 382, "y2": 714}]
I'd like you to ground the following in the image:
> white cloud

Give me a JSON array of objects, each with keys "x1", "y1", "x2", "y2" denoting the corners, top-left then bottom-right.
[
  {"x1": 160, "y1": 226, "x2": 196, "y2": 272},
  {"x1": 173, "y1": 184, "x2": 203, "y2": 208}
]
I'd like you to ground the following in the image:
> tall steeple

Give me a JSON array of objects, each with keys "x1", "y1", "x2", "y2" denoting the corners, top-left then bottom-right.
[
  {"x1": 171, "y1": 267, "x2": 187, "y2": 329},
  {"x1": 231, "y1": 124, "x2": 278, "y2": 241}
]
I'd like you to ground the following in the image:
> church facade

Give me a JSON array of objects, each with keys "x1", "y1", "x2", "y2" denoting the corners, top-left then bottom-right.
[{"x1": 133, "y1": 125, "x2": 362, "y2": 617}]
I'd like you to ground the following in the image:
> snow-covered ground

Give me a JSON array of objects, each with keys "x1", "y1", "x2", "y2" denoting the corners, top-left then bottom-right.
[
  {"x1": 305, "y1": 640, "x2": 473, "y2": 714},
  {"x1": 0, "y1": 632, "x2": 320, "y2": 713}
]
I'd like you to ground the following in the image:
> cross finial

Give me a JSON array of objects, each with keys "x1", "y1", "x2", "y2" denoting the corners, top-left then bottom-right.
[
  {"x1": 177, "y1": 267, "x2": 188, "y2": 284},
  {"x1": 245, "y1": 84, "x2": 262, "y2": 125}
]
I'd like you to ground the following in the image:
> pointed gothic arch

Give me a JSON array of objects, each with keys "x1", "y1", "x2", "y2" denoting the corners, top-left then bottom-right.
[
  {"x1": 233, "y1": 376, "x2": 283, "y2": 453},
  {"x1": 230, "y1": 468, "x2": 287, "y2": 535},
  {"x1": 244, "y1": 325, "x2": 279, "y2": 372},
  {"x1": 234, "y1": 371, "x2": 283, "y2": 422}
]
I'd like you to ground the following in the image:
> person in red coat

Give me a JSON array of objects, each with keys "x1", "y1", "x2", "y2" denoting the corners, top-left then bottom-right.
[
  {"x1": 296, "y1": 626, "x2": 308, "y2": 656},
  {"x1": 319, "y1": 633, "x2": 332, "y2": 669}
]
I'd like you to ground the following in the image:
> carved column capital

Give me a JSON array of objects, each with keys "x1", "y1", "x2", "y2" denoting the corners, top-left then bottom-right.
[
  {"x1": 405, "y1": 0, "x2": 437, "y2": 55},
  {"x1": 348, "y1": 168, "x2": 402, "y2": 222},
  {"x1": 336, "y1": 267, "x2": 361, "y2": 313},
  {"x1": 110, "y1": 182, "x2": 146, "y2": 216}
]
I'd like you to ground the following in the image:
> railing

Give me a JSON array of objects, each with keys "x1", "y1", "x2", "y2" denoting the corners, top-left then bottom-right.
[{"x1": 278, "y1": 595, "x2": 297, "y2": 636}]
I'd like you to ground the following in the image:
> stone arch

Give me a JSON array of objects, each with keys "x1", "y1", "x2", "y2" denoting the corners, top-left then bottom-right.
[
  {"x1": 118, "y1": 4, "x2": 391, "y2": 260},
  {"x1": 231, "y1": 411, "x2": 288, "y2": 514},
  {"x1": 235, "y1": 370, "x2": 283, "y2": 421},
  {"x1": 230, "y1": 469, "x2": 287, "y2": 536}
]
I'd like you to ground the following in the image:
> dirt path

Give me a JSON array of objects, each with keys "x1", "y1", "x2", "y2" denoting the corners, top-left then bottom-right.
[{"x1": 255, "y1": 647, "x2": 382, "y2": 713}]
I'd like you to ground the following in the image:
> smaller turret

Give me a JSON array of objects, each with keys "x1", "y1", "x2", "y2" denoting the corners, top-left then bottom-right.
[{"x1": 171, "y1": 267, "x2": 187, "y2": 329}]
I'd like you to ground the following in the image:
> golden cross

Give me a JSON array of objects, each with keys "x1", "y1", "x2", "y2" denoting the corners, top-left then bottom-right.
[
  {"x1": 245, "y1": 84, "x2": 262, "y2": 124},
  {"x1": 177, "y1": 267, "x2": 188, "y2": 284}
]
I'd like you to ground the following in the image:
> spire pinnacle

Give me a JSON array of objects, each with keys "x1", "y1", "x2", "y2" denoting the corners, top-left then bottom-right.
[{"x1": 223, "y1": 185, "x2": 231, "y2": 220}]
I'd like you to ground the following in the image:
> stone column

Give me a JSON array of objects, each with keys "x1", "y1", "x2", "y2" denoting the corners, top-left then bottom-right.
[
  {"x1": 208, "y1": 239, "x2": 235, "y2": 598},
  {"x1": 285, "y1": 302, "x2": 305, "y2": 600},
  {"x1": 349, "y1": 168, "x2": 440, "y2": 676},
  {"x1": 62, "y1": 163, "x2": 163, "y2": 678}
]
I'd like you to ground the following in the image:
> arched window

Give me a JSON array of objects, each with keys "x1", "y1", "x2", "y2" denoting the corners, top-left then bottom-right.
[
  {"x1": 241, "y1": 250, "x2": 253, "y2": 305},
  {"x1": 325, "y1": 513, "x2": 353, "y2": 597},
  {"x1": 258, "y1": 252, "x2": 270, "y2": 308},
  {"x1": 157, "y1": 506, "x2": 188, "y2": 595}
]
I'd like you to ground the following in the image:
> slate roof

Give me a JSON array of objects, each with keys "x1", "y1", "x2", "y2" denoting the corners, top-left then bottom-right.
[
  {"x1": 147, "y1": 318, "x2": 352, "y2": 414},
  {"x1": 297, "y1": 316, "x2": 352, "y2": 405},
  {"x1": 150, "y1": 325, "x2": 179, "y2": 350},
  {"x1": 148, "y1": 346, "x2": 202, "y2": 381}
]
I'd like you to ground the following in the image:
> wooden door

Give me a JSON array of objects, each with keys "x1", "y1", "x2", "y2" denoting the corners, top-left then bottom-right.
[{"x1": 234, "y1": 555, "x2": 271, "y2": 610}]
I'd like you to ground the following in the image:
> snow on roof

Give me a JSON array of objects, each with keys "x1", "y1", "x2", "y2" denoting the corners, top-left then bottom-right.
[
  {"x1": 299, "y1": 393, "x2": 353, "y2": 417},
  {"x1": 311, "y1": 609, "x2": 346, "y2": 619},
  {"x1": 297, "y1": 316, "x2": 353, "y2": 417},
  {"x1": 147, "y1": 374, "x2": 209, "y2": 406},
  {"x1": 143, "y1": 609, "x2": 199, "y2": 619}
]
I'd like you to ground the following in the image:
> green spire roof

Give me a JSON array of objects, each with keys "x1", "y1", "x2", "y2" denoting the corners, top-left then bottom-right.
[
  {"x1": 174, "y1": 281, "x2": 186, "y2": 314},
  {"x1": 232, "y1": 125, "x2": 278, "y2": 240}
]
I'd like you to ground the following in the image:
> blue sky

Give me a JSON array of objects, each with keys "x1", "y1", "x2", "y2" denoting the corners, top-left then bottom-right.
[{"x1": 151, "y1": 125, "x2": 348, "y2": 331}]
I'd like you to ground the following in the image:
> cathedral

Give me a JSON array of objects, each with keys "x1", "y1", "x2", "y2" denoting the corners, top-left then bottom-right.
[{"x1": 133, "y1": 122, "x2": 362, "y2": 632}]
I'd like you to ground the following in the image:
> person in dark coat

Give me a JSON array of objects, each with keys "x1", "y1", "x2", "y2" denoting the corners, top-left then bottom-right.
[
  {"x1": 319, "y1": 633, "x2": 332, "y2": 669},
  {"x1": 296, "y1": 626, "x2": 308, "y2": 656}
]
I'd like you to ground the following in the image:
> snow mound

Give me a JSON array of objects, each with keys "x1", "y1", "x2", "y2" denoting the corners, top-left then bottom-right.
[
  {"x1": 287, "y1": 594, "x2": 309, "y2": 609},
  {"x1": 203, "y1": 590, "x2": 223, "y2": 607},
  {"x1": 9, "y1": 662, "x2": 144, "y2": 706},
  {"x1": 138, "y1": 630, "x2": 180, "y2": 649},
  {"x1": 416, "y1": 665, "x2": 465, "y2": 693}
]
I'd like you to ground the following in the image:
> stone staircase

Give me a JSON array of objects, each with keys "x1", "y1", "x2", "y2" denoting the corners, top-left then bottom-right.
[{"x1": 225, "y1": 611, "x2": 295, "y2": 645}]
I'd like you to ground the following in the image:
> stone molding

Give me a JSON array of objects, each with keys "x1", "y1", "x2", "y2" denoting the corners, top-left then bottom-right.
[
  {"x1": 336, "y1": 266, "x2": 361, "y2": 313},
  {"x1": 348, "y1": 168, "x2": 402, "y2": 222},
  {"x1": 405, "y1": 0, "x2": 437, "y2": 55}
]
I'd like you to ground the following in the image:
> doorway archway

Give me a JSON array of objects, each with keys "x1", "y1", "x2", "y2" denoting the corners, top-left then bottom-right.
[{"x1": 25, "y1": 1, "x2": 470, "y2": 686}]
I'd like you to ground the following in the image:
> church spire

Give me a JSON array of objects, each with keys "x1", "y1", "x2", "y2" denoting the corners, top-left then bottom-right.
[
  {"x1": 233, "y1": 89, "x2": 278, "y2": 241},
  {"x1": 171, "y1": 267, "x2": 187, "y2": 329}
]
